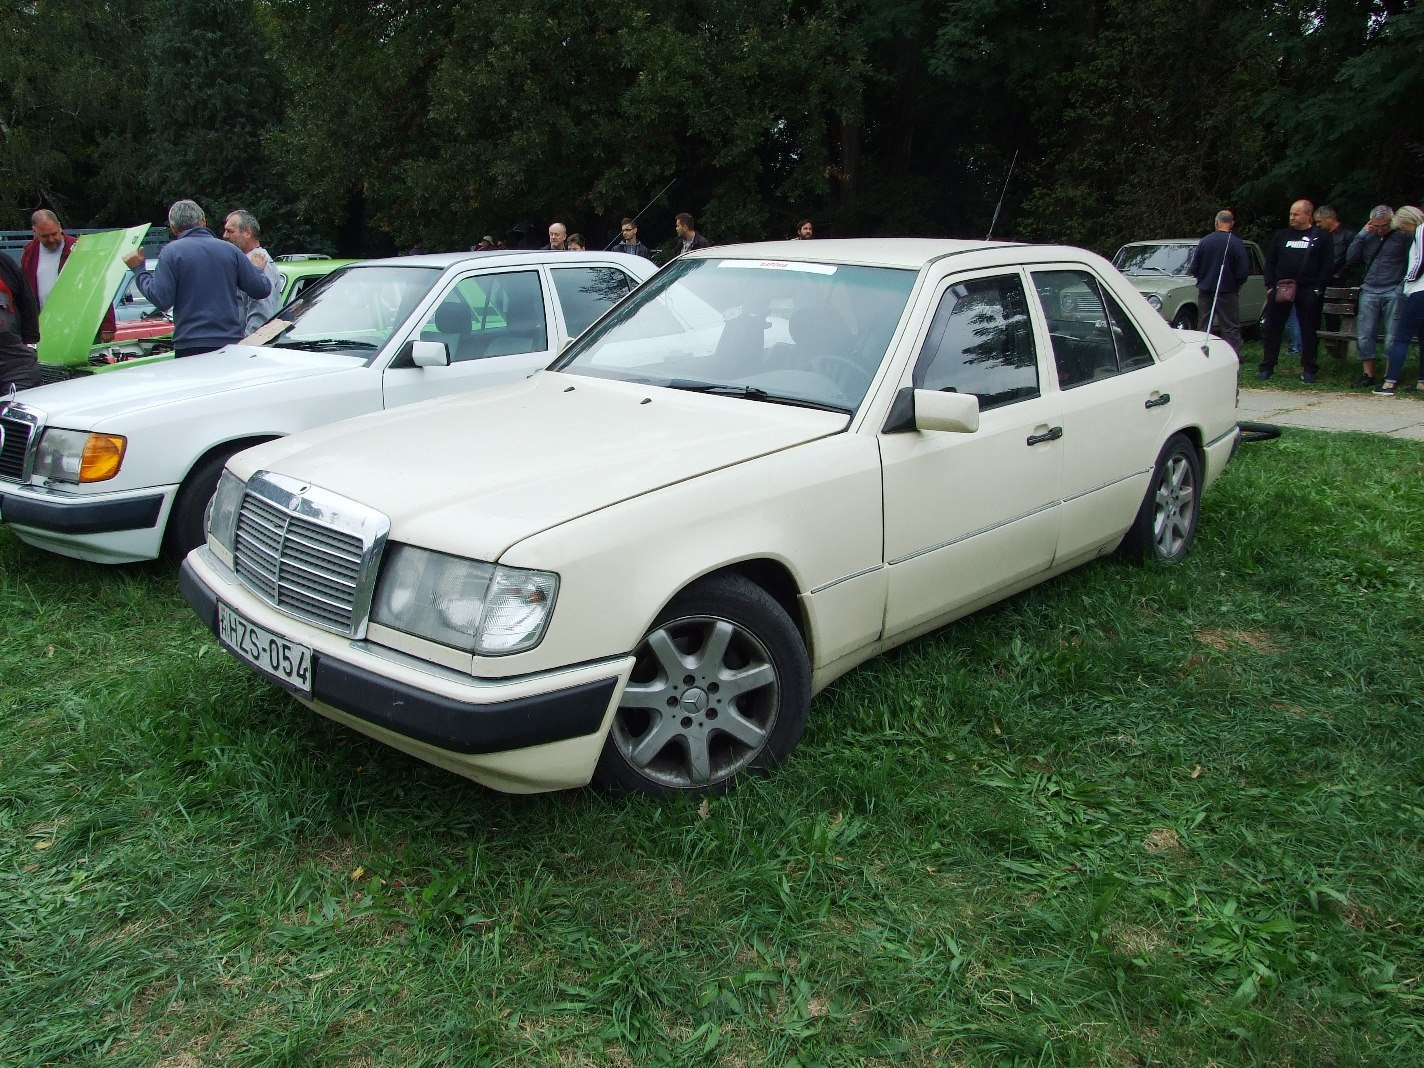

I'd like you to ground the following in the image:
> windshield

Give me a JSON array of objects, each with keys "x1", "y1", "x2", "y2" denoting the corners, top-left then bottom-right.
[
  {"x1": 551, "y1": 257, "x2": 917, "y2": 411},
  {"x1": 1112, "y1": 243, "x2": 1195, "y2": 277},
  {"x1": 264, "y1": 264, "x2": 442, "y2": 357}
]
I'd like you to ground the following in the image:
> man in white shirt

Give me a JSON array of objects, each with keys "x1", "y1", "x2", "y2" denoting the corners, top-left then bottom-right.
[
  {"x1": 222, "y1": 209, "x2": 285, "y2": 334},
  {"x1": 20, "y1": 209, "x2": 117, "y2": 340}
]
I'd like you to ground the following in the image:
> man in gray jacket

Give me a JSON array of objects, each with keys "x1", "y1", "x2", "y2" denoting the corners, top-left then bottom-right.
[{"x1": 1344, "y1": 204, "x2": 1411, "y2": 388}]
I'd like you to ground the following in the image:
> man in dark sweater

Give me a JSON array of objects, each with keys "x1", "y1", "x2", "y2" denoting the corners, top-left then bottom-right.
[
  {"x1": 1188, "y1": 209, "x2": 1251, "y2": 356},
  {"x1": 1343, "y1": 204, "x2": 1411, "y2": 387},
  {"x1": 611, "y1": 218, "x2": 653, "y2": 260},
  {"x1": 122, "y1": 199, "x2": 271, "y2": 357},
  {"x1": 1259, "y1": 198, "x2": 1334, "y2": 383},
  {"x1": 0, "y1": 252, "x2": 41, "y2": 392}
]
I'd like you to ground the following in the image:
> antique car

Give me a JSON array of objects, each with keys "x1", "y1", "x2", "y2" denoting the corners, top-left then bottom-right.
[
  {"x1": 0, "y1": 250, "x2": 656, "y2": 561},
  {"x1": 176, "y1": 239, "x2": 1242, "y2": 797},
  {"x1": 1112, "y1": 238, "x2": 1267, "y2": 331}
]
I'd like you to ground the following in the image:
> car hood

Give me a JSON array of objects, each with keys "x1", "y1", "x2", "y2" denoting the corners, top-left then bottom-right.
[
  {"x1": 16, "y1": 346, "x2": 361, "y2": 428},
  {"x1": 230, "y1": 371, "x2": 848, "y2": 563},
  {"x1": 1123, "y1": 275, "x2": 1190, "y2": 296},
  {"x1": 36, "y1": 224, "x2": 150, "y2": 365}
]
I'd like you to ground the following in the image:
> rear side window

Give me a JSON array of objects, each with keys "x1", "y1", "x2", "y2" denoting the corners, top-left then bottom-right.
[
  {"x1": 1033, "y1": 269, "x2": 1154, "y2": 386},
  {"x1": 551, "y1": 267, "x2": 635, "y2": 337},
  {"x1": 913, "y1": 274, "x2": 1039, "y2": 410}
]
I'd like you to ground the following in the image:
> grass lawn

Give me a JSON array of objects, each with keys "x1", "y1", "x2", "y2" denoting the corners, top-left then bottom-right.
[
  {"x1": 1234, "y1": 336, "x2": 1422, "y2": 393},
  {"x1": 3, "y1": 430, "x2": 1423, "y2": 1066}
]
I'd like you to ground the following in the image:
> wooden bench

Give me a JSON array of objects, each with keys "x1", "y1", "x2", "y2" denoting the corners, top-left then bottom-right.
[{"x1": 1317, "y1": 285, "x2": 1359, "y2": 361}]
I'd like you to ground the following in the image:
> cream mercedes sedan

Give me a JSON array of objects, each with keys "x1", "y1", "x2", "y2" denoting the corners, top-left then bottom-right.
[{"x1": 179, "y1": 239, "x2": 1242, "y2": 797}]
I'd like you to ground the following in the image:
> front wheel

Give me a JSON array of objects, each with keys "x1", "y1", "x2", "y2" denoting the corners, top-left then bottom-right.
[
  {"x1": 1171, "y1": 306, "x2": 1198, "y2": 331},
  {"x1": 163, "y1": 448, "x2": 241, "y2": 559},
  {"x1": 1120, "y1": 434, "x2": 1202, "y2": 563},
  {"x1": 593, "y1": 573, "x2": 810, "y2": 796}
]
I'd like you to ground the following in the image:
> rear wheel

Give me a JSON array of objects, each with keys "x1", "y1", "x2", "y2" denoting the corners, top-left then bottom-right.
[
  {"x1": 1121, "y1": 434, "x2": 1202, "y2": 563},
  {"x1": 163, "y1": 447, "x2": 241, "y2": 559},
  {"x1": 593, "y1": 573, "x2": 810, "y2": 796}
]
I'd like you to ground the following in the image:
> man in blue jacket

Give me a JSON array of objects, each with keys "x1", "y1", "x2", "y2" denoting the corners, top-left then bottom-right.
[
  {"x1": 122, "y1": 199, "x2": 271, "y2": 357},
  {"x1": 1188, "y1": 209, "x2": 1251, "y2": 357}
]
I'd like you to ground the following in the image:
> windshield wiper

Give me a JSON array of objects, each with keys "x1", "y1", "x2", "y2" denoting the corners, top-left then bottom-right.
[
  {"x1": 272, "y1": 338, "x2": 379, "y2": 352},
  {"x1": 662, "y1": 380, "x2": 850, "y2": 413}
]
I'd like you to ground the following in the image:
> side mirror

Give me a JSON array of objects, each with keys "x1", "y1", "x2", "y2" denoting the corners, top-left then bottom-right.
[
  {"x1": 882, "y1": 387, "x2": 980, "y2": 434},
  {"x1": 410, "y1": 339, "x2": 451, "y2": 367}
]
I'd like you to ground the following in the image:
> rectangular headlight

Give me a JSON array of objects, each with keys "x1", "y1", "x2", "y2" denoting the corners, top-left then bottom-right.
[
  {"x1": 207, "y1": 469, "x2": 245, "y2": 553},
  {"x1": 371, "y1": 545, "x2": 558, "y2": 655},
  {"x1": 34, "y1": 429, "x2": 127, "y2": 483}
]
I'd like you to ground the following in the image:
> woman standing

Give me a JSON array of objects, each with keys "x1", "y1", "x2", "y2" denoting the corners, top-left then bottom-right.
[{"x1": 1374, "y1": 206, "x2": 1424, "y2": 396}]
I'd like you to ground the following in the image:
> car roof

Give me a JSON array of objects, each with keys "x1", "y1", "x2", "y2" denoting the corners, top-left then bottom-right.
[{"x1": 355, "y1": 250, "x2": 655, "y2": 270}]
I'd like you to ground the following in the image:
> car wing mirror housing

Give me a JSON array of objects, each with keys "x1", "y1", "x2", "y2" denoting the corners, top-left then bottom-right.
[
  {"x1": 882, "y1": 387, "x2": 980, "y2": 434},
  {"x1": 409, "y1": 339, "x2": 451, "y2": 367}
]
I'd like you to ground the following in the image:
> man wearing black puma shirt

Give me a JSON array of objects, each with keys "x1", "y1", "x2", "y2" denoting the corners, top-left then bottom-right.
[{"x1": 1258, "y1": 198, "x2": 1334, "y2": 383}]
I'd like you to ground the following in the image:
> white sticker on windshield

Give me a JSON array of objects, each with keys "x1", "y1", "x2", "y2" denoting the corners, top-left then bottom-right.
[
  {"x1": 243, "y1": 319, "x2": 291, "y2": 346},
  {"x1": 717, "y1": 260, "x2": 838, "y2": 275}
]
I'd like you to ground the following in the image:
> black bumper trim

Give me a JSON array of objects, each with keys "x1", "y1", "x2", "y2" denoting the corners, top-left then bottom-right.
[
  {"x1": 0, "y1": 489, "x2": 163, "y2": 535},
  {"x1": 180, "y1": 558, "x2": 615, "y2": 756}
]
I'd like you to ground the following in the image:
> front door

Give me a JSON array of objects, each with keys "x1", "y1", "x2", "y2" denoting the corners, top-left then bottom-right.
[
  {"x1": 381, "y1": 269, "x2": 554, "y2": 409},
  {"x1": 880, "y1": 270, "x2": 1063, "y2": 639}
]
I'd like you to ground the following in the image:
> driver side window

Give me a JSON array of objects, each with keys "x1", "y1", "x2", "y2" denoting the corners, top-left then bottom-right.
[
  {"x1": 417, "y1": 271, "x2": 548, "y2": 362},
  {"x1": 913, "y1": 274, "x2": 1039, "y2": 410}
]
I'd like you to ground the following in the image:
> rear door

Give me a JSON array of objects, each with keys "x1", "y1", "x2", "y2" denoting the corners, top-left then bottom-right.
[{"x1": 1028, "y1": 265, "x2": 1171, "y2": 562}]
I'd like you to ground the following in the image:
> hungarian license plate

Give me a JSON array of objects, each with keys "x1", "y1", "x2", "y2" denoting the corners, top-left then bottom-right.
[{"x1": 218, "y1": 601, "x2": 313, "y2": 696}]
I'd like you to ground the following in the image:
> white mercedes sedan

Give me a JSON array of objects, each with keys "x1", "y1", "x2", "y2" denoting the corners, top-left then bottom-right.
[
  {"x1": 0, "y1": 250, "x2": 655, "y2": 562},
  {"x1": 178, "y1": 240, "x2": 1241, "y2": 796}
]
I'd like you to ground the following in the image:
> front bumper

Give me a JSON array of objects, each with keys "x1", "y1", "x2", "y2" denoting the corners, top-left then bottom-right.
[
  {"x1": 180, "y1": 548, "x2": 632, "y2": 793},
  {"x1": 0, "y1": 481, "x2": 173, "y2": 562}
]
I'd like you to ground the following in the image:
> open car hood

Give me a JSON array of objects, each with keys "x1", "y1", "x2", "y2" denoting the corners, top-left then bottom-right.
[{"x1": 36, "y1": 225, "x2": 150, "y2": 367}]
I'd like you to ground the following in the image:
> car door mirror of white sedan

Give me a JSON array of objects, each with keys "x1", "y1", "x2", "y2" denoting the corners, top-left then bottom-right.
[
  {"x1": 410, "y1": 339, "x2": 451, "y2": 367},
  {"x1": 883, "y1": 387, "x2": 980, "y2": 434}
]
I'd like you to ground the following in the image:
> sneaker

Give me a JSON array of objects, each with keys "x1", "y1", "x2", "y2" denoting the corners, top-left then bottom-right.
[
  {"x1": 1300, "y1": 372, "x2": 1318, "y2": 384},
  {"x1": 1256, "y1": 369, "x2": 1273, "y2": 381},
  {"x1": 1373, "y1": 382, "x2": 1397, "y2": 396},
  {"x1": 1353, "y1": 375, "x2": 1376, "y2": 389}
]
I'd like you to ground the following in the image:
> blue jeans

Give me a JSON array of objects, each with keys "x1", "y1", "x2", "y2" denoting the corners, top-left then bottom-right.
[
  {"x1": 1356, "y1": 286, "x2": 1400, "y2": 363},
  {"x1": 1285, "y1": 306, "x2": 1301, "y2": 354},
  {"x1": 1382, "y1": 291, "x2": 1424, "y2": 384}
]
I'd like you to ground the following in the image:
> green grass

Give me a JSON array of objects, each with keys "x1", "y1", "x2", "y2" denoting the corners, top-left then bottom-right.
[
  {"x1": 3, "y1": 431, "x2": 1424, "y2": 1066},
  {"x1": 1236, "y1": 336, "x2": 1423, "y2": 392}
]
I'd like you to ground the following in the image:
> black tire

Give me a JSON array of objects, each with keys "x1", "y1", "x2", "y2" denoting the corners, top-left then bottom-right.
[
  {"x1": 593, "y1": 573, "x2": 810, "y2": 796},
  {"x1": 1120, "y1": 434, "x2": 1202, "y2": 563},
  {"x1": 1237, "y1": 421, "x2": 1282, "y2": 443},
  {"x1": 1171, "y1": 305, "x2": 1198, "y2": 331},
  {"x1": 163, "y1": 448, "x2": 240, "y2": 560}
]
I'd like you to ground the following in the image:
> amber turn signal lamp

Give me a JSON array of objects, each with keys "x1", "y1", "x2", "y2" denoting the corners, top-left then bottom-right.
[{"x1": 79, "y1": 434, "x2": 127, "y2": 482}]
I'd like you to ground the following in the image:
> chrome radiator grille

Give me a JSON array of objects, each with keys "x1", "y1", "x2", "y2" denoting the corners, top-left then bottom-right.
[
  {"x1": 0, "y1": 405, "x2": 42, "y2": 482},
  {"x1": 231, "y1": 472, "x2": 390, "y2": 636}
]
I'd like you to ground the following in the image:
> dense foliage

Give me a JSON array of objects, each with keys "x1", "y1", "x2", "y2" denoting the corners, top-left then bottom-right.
[{"x1": 2, "y1": 0, "x2": 1421, "y2": 256}]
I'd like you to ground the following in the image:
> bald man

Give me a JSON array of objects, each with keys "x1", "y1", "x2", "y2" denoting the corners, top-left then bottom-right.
[{"x1": 1258, "y1": 198, "x2": 1333, "y2": 383}]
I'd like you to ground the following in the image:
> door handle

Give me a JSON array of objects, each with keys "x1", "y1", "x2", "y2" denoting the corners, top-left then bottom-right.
[
  {"x1": 1145, "y1": 393, "x2": 1171, "y2": 409},
  {"x1": 1027, "y1": 426, "x2": 1063, "y2": 446}
]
